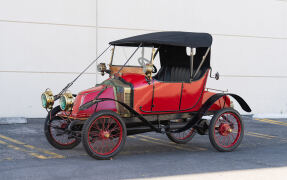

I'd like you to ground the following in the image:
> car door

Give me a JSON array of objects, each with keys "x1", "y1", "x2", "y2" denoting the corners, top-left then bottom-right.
[
  {"x1": 152, "y1": 81, "x2": 182, "y2": 112},
  {"x1": 180, "y1": 73, "x2": 208, "y2": 111}
]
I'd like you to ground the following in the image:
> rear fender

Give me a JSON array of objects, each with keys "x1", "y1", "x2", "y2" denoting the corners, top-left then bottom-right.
[
  {"x1": 170, "y1": 93, "x2": 251, "y2": 133},
  {"x1": 199, "y1": 93, "x2": 251, "y2": 116}
]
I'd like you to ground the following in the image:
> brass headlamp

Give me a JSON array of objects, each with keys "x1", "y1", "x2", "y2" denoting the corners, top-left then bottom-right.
[
  {"x1": 143, "y1": 63, "x2": 153, "y2": 80},
  {"x1": 59, "y1": 91, "x2": 74, "y2": 111},
  {"x1": 41, "y1": 89, "x2": 54, "y2": 110},
  {"x1": 97, "y1": 63, "x2": 107, "y2": 76}
]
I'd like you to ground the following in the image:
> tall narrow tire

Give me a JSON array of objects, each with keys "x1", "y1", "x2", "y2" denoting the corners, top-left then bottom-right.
[
  {"x1": 209, "y1": 108, "x2": 244, "y2": 152},
  {"x1": 166, "y1": 128, "x2": 195, "y2": 144},
  {"x1": 82, "y1": 110, "x2": 127, "y2": 160},
  {"x1": 44, "y1": 106, "x2": 81, "y2": 149}
]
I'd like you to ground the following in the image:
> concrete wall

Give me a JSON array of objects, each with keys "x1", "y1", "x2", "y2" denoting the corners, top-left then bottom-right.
[{"x1": 0, "y1": 0, "x2": 286, "y2": 117}]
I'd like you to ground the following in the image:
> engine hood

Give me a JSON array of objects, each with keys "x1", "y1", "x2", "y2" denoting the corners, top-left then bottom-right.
[
  {"x1": 71, "y1": 85, "x2": 116, "y2": 118},
  {"x1": 71, "y1": 78, "x2": 133, "y2": 119}
]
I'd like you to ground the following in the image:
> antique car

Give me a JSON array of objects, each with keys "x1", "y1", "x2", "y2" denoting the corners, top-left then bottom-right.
[{"x1": 41, "y1": 31, "x2": 251, "y2": 160}]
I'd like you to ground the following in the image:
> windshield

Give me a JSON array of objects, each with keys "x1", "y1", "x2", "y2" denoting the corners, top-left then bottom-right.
[{"x1": 111, "y1": 46, "x2": 160, "y2": 68}]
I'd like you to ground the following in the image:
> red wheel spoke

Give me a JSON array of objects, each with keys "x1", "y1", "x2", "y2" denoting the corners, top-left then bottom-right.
[
  {"x1": 110, "y1": 133, "x2": 120, "y2": 138},
  {"x1": 230, "y1": 132, "x2": 235, "y2": 139},
  {"x1": 102, "y1": 118, "x2": 106, "y2": 131},
  {"x1": 227, "y1": 135, "x2": 231, "y2": 145},
  {"x1": 90, "y1": 131, "x2": 100, "y2": 137},
  {"x1": 109, "y1": 139, "x2": 115, "y2": 147},
  {"x1": 101, "y1": 140, "x2": 106, "y2": 153},
  {"x1": 170, "y1": 128, "x2": 195, "y2": 140},
  {"x1": 219, "y1": 135, "x2": 224, "y2": 145},
  {"x1": 213, "y1": 112, "x2": 242, "y2": 149},
  {"x1": 87, "y1": 114, "x2": 123, "y2": 156},
  {"x1": 106, "y1": 118, "x2": 112, "y2": 130},
  {"x1": 95, "y1": 120, "x2": 101, "y2": 131},
  {"x1": 222, "y1": 136, "x2": 227, "y2": 145},
  {"x1": 109, "y1": 126, "x2": 120, "y2": 133}
]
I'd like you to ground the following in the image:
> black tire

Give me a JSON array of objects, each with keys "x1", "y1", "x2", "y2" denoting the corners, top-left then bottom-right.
[
  {"x1": 209, "y1": 108, "x2": 244, "y2": 152},
  {"x1": 44, "y1": 106, "x2": 81, "y2": 149},
  {"x1": 82, "y1": 110, "x2": 127, "y2": 160},
  {"x1": 166, "y1": 128, "x2": 196, "y2": 144}
]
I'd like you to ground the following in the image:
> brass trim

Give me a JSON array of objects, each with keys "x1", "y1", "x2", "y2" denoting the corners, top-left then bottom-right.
[
  {"x1": 58, "y1": 115, "x2": 88, "y2": 121},
  {"x1": 41, "y1": 89, "x2": 54, "y2": 110},
  {"x1": 60, "y1": 92, "x2": 74, "y2": 111},
  {"x1": 109, "y1": 47, "x2": 115, "y2": 66},
  {"x1": 144, "y1": 47, "x2": 155, "y2": 80},
  {"x1": 102, "y1": 79, "x2": 132, "y2": 117},
  {"x1": 151, "y1": 47, "x2": 155, "y2": 64},
  {"x1": 123, "y1": 87, "x2": 131, "y2": 117},
  {"x1": 112, "y1": 86, "x2": 120, "y2": 114}
]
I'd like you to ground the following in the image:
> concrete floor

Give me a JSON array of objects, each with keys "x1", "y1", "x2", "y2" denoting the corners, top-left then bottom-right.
[{"x1": 0, "y1": 116, "x2": 287, "y2": 180}]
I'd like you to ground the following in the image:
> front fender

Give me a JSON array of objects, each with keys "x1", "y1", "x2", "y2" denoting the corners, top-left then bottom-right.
[{"x1": 80, "y1": 97, "x2": 161, "y2": 133}]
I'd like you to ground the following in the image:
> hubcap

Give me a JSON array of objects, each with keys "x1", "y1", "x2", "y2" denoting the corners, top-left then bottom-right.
[
  {"x1": 101, "y1": 131, "x2": 110, "y2": 139},
  {"x1": 219, "y1": 123, "x2": 232, "y2": 136}
]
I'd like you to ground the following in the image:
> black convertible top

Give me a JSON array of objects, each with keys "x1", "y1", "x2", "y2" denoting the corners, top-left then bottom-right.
[{"x1": 110, "y1": 31, "x2": 212, "y2": 48}]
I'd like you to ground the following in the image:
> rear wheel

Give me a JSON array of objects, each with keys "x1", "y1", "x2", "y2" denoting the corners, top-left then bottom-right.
[
  {"x1": 44, "y1": 106, "x2": 81, "y2": 149},
  {"x1": 166, "y1": 119, "x2": 196, "y2": 144},
  {"x1": 82, "y1": 110, "x2": 127, "y2": 160},
  {"x1": 166, "y1": 128, "x2": 195, "y2": 144},
  {"x1": 209, "y1": 108, "x2": 244, "y2": 152}
]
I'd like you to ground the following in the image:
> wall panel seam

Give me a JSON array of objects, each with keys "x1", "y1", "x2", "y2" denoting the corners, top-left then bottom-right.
[{"x1": 0, "y1": 19, "x2": 286, "y2": 40}]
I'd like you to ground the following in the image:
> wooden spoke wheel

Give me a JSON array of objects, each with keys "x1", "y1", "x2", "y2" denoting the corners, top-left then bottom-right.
[
  {"x1": 209, "y1": 108, "x2": 244, "y2": 152},
  {"x1": 44, "y1": 106, "x2": 80, "y2": 149},
  {"x1": 166, "y1": 119, "x2": 196, "y2": 144},
  {"x1": 82, "y1": 111, "x2": 127, "y2": 160}
]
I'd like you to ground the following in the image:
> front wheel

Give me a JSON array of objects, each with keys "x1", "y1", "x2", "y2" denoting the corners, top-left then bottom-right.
[
  {"x1": 82, "y1": 110, "x2": 127, "y2": 160},
  {"x1": 209, "y1": 108, "x2": 244, "y2": 152},
  {"x1": 44, "y1": 106, "x2": 81, "y2": 149}
]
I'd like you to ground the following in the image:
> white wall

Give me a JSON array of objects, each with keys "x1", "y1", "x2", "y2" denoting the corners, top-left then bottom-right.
[{"x1": 0, "y1": 0, "x2": 286, "y2": 117}]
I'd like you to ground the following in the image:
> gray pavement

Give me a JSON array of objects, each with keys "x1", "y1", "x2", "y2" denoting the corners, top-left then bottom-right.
[{"x1": 0, "y1": 116, "x2": 287, "y2": 180}]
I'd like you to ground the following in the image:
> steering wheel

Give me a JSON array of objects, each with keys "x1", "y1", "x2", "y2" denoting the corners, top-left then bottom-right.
[
  {"x1": 137, "y1": 57, "x2": 150, "y2": 67},
  {"x1": 137, "y1": 57, "x2": 158, "y2": 73}
]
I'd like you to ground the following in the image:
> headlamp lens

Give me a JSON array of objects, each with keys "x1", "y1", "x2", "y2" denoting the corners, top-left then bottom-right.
[
  {"x1": 60, "y1": 96, "x2": 67, "y2": 110},
  {"x1": 41, "y1": 94, "x2": 47, "y2": 108}
]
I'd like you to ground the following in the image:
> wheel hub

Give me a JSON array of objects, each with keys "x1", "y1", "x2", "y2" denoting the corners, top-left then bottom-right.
[
  {"x1": 100, "y1": 131, "x2": 110, "y2": 139},
  {"x1": 218, "y1": 123, "x2": 232, "y2": 136},
  {"x1": 60, "y1": 123, "x2": 67, "y2": 129}
]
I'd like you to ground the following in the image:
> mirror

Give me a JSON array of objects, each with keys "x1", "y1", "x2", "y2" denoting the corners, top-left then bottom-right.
[{"x1": 215, "y1": 72, "x2": 220, "y2": 80}]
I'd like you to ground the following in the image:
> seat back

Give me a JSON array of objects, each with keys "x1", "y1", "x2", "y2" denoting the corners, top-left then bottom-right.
[
  {"x1": 154, "y1": 65, "x2": 207, "y2": 82},
  {"x1": 154, "y1": 65, "x2": 190, "y2": 82}
]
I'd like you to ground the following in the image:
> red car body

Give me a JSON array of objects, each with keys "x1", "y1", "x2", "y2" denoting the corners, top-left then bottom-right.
[
  {"x1": 43, "y1": 31, "x2": 251, "y2": 160},
  {"x1": 67, "y1": 70, "x2": 230, "y2": 120}
]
